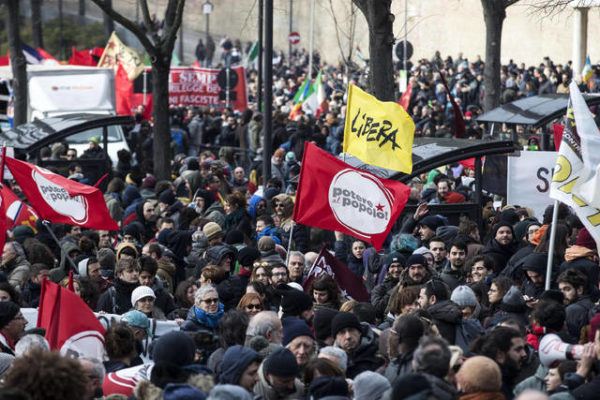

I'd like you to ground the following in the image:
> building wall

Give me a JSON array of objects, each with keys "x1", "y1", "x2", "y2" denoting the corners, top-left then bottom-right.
[{"x1": 42, "y1": 0, "x2": 600, "y2": 66}]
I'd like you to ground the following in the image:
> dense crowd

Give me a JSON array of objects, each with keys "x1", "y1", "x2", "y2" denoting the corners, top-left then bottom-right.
[{"x1": 1, "y1": 48, "x2": 600, "y2": 400}]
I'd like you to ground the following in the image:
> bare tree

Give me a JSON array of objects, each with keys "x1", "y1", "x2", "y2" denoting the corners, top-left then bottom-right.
[
  {"x1": 5, "y1": 0, "x2": 27, "y2": 126},
  {"x1": 352, "y1": 0, "x2": 395, "y2": 101},
  {"x1": 79, "y1": 0, "x2": 86, "y2": 25},
  {"x1": 30, "y1": 0, "x2": 43, "y2": 49},
  {"x1": 481, "y1": 0, "x2": 520, "y2": 112},
  {"x1": 90, "y1": 0, "x2": 185, "y2": 181},
  {"x1": 325, "y1": 0, "x2": 357, "y2": 66}
]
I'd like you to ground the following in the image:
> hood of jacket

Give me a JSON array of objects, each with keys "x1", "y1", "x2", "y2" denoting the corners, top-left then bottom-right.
[
  {"x1": 427, "y1": 300, "x2": 462, "y2": 324},
  {"x1": 218, "y1": 345, "x2": 260, "y2": 386}
]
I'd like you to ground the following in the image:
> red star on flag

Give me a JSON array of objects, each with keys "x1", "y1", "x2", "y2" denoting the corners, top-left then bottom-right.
[{"x1": 376, "y1": 203, "x2": 385, "y2": 211}]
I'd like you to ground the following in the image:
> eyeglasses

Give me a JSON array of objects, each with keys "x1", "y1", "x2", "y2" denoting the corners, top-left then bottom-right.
[
  {"x1": 202, "y1": 298, "x2": 219, "y2": 304},
  {"x1": 272, "y1": 272, "x2": 287, "y2": 277},
  {"x1": 246, "y1": 304, "x2": 262, "y2": 310},
  {"x1": 274, "y1": 203, "x2": 284, "y2": 208}
]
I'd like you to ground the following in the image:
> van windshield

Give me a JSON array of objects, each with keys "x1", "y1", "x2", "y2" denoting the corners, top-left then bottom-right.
[{"x1": 67, "y1": 126, "x2": 123, "y2": 144}]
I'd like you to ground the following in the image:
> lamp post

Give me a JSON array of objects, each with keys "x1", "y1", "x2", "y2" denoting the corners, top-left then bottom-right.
[{"x1": 203, "y1": 1, "x2": 213, "y2": 39}]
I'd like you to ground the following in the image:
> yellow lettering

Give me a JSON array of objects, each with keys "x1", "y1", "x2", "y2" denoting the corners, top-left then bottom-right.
[{"x1": 552, "y1": 155, "x2": 571, "y2": 183}]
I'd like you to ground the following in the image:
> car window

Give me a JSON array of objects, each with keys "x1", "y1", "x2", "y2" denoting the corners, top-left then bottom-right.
[{"x1": 66, "y1": 126, "x2": 122, "y2": 144}]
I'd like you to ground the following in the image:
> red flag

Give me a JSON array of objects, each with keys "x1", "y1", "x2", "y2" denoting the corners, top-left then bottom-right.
[
  {"x1": 115, "y1": 64, "x2": 133, "y2": 115},
  {"x1": 303, "y1": 248, "x2": 369, "y2": 302},
  {"x1": 0, "y1": 185, "x2": 38, "y2": 232},
  {"x1": 399, "y1": 82, "x2": 413, "y2": 111},
  {"x1": 0, "y1": 54, "x2": 8, "y2": 66},
  {"x1": 293, "y1": 142, "x2": 410, "y2": 250},
  {"x1": 4, "y1": 157, "x2": 119, "y2": 230},
  {"x1": 438, "y1": 72, "x2": 466, "y2": 138},
  {"x1": 553, "y1": 123, "x2": 564, "y2": 152},
  {"x1": 37, "y1": 278, "x2": 105, "y2": 359}
]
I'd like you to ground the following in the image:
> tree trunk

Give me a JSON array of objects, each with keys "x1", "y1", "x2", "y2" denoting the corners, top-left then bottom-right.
[
  {"x1": 30, "y1": 0, "x2": 44, "y2": 49},
  {"x1": 482, "y1": 0, "x2": 506, "y2": 112},
  {"x1": 353, "y1": 0, "x2": 395, "y2": 101},
  {"x1": 152, "y1": 59, "x2": 172, "y2": 181},
  {"x1": 104, "y1": 0, "x2": 115, "y2": 38},
  {"x1": 6, "y1": 0, "x2": 28, "y2": 126}
]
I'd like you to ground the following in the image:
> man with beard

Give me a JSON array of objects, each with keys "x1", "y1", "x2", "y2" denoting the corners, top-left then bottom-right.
[
  {"x1": 439, "y1": 240, "x2": 467, "y2": 291},
  {"x1": 398, "y1": 254, "x2": 433, "y2": 288},
  {"x1": 416, "y1": 215, "x2": 445, "y2": 248},
  {"x1": 371, "y1": 252, "x2": 405, "y2": 320},
  {"x1": 471, "y1": 327, "x2": 527, "y2": 399},
  {"x1": 483, "y1": 222, "x2": 518, "y2": 273},
  {"x1": 557, "y1": 269, "x2": 593, "y2": 340},
  {"x1": 417, "y1": 278, "x2": 463, "y2": 345}
]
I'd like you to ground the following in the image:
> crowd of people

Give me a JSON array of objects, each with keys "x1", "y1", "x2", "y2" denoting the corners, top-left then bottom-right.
[{"x1": 1, "y1": 47, "x2": 600, "y2": 400}]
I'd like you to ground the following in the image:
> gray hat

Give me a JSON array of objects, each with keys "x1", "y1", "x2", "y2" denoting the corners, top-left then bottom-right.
[{"x1": 353, "y1": 371, "x2": 391, "y2": 400}]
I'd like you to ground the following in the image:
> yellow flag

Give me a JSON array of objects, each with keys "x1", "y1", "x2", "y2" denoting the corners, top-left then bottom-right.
[
  {"x1": 98, "y1": 32, "x2": 145, "y2": 81},
  {"x1": 343, "y1": 84, "x2": 415, "y2": 174}
]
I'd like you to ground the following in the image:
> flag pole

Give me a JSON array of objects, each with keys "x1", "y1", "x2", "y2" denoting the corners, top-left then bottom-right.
[
  {"x1": 545, "y1": 200, "x2": 559, "y2": 290},
  {"x1": 42, "y1": 220, "x2": 78, "y2": 273}
]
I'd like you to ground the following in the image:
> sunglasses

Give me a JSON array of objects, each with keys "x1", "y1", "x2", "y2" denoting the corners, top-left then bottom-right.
[
  {"x1": 202, "y1": 298, "x2": 219, "y2": 304},
  {"x1": 246, "y1": 304, "x2": 262, "y2": 310}
]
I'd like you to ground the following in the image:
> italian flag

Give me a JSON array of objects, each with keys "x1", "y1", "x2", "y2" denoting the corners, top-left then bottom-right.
[{"x1": 290, "y1": 71, "x2": 328, "y2": 119}]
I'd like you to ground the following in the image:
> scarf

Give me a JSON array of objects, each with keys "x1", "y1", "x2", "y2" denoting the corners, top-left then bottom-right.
[{"x1": 192, "y1": 303, "x2": 224, "y2": 328}]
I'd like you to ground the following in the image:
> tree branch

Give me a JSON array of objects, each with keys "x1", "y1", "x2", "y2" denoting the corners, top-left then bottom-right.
[
  {"x1": 89, "y1": 0, "x2": 157, "y2": 56},
  {"x1": 162, "y1": 0, "x2": 185, "y2": 54},
  {"x1": 139, "y1": 0, "x2": 161, "y2": 45},
  {"x1": 504, "y1": 0, "x2": 521, "y2": 7}
]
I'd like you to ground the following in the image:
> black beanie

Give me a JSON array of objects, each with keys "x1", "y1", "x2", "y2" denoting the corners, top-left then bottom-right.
[
  {"x1": 152, "y1": 331, "x2": 196, "y2": 366},
  {"x1": 309, "y1": 376, "x2": 349, "y2": 399},
  {"x1": 331, "y1": 312, "x2": 362, "y2": 337},
  {"x1": 158, "y1": 190, "x2": 176, "y2": 206},
  {"x1": 392, "y1": 373, "x2": 432, "y2": 399},
  {"x1": 237, "y1": 247, "x2": 261, "y2": 267},
  {"x1": 0, "y1": 302, "x2": 19, "y2": 330},
  {"x1": 281, "y1": 289, "x2": 313, "y2": 316},
  {"x1": 263, "y1": 348, "x2": 299, "y2": 378},
  {"x1": 313, "y1": 308, "x2": 338, "y2": 341},
  {"x1": 282, "y1": 317, "x2": 314, "y2": 346},
  {"x1": 406, "y1": 254, "x2": 427, "y2": 267}
]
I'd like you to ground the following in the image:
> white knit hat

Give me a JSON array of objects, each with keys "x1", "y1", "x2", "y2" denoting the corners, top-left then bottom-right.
[{"x1": 131, "y1": 286, "x2": 156, "y2": 307}]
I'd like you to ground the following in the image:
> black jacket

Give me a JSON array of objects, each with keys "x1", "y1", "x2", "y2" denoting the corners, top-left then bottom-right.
[
  {"x1": 371, "y1": 276, "x2": 398, "y2": 320},
  {"x1": 345, "y1": 324, "x2": 385, "y2": 379},
  {"x1": 427, "y1": 300, "x2": 462, "y2": 345},
  {"x1": 483, "y1": 239, "x2": 518, "y2": 272},
  {"x1": 96, "y1": 278, "x2": 139, "y2": 314}
]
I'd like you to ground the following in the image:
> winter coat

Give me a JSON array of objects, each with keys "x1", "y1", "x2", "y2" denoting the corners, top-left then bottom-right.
[
  {"x1": 96, "y1": 278, "x2": 139, "y2": 315},
  {"x1": 427, "y1": 300, "x2": 463, "y2": 345},
  {"x1": 181, "y1": 303, "x2": 224, "y2": 334},
  {"x1": 439, "y1": 264, "x2": 464, "y2": 291},
  {"x1": 371, "y1": 277, "x2": 399, "y2": 320},
  {"x1": 344, "y1": 324, "x2": 385, "y2": 379},
  {"x1": 483, "y1": 239, "x2": 518, "y2": 272},
  {"x1": 384, "y1": 348, "x2": 416, "y2": 384},
  {"x1": 215, "y1": 274, "x2": 244, "y2": 311},
  {"x1": 2, "y1": 254, "x2": 30, "y2": 292},
  {"x1": 565, "y1": 296, "x2": 594, "y2": 340},
  {"x1": 151, "y1": 278, "x2": 177, "y2": 317}
]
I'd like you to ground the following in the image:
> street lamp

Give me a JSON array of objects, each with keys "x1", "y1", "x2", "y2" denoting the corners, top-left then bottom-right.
[{"x1": 203, "y1": 1, "x2": 213, "y2": 39}]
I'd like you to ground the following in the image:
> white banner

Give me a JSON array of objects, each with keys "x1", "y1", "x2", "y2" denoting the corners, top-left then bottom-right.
[{"x1": 507, "y1": 151, "x2": 557, "y2": 219}]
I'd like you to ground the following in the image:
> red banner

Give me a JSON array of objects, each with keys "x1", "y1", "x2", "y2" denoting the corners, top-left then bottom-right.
[
  {"x1": 303, "y1": 248, "x2": 369, "y2": 302},
  {"x1": 5, "y1": 157, "x2": 119, "y2": 231},
  {"x1": 0, "y1": 185, "x2": 38, "y2": 232},
  {"x1": 168, "y1": 66, "x2": 247, "y2": 111},
  {"x1": 293, "y1": 142, "x2": 411, "y2": 250}
]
